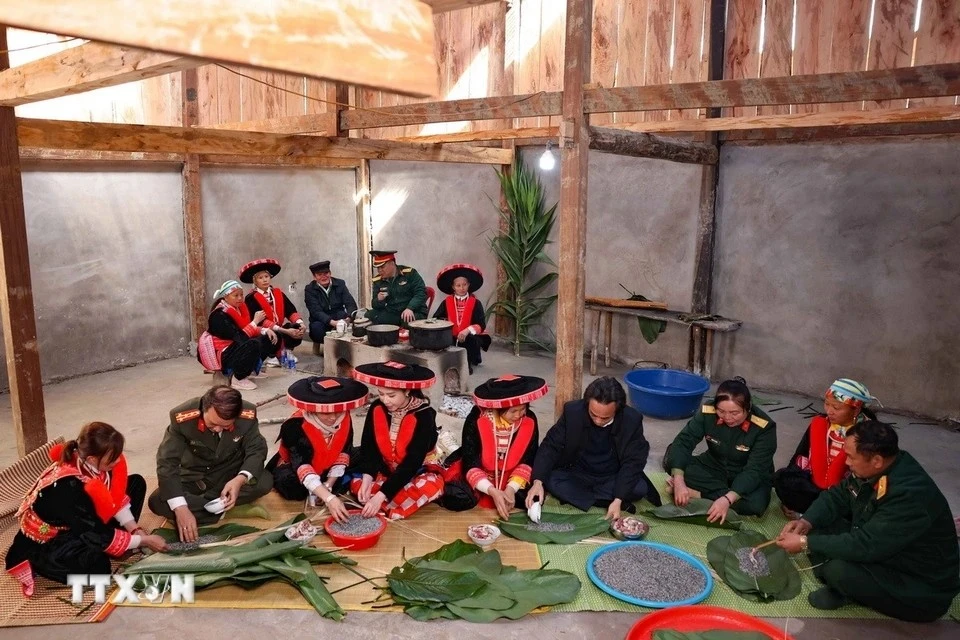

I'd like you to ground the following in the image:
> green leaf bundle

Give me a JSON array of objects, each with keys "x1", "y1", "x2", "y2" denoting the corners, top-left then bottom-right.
[
  {"x1": 647, "y1": 499, "x2": 744, "y2": 530},
  {"x1": 497, "y1": 511, "x2": 611, "y2": 544},
  {"x1": 706, "y1": 530, "x2": 800, "y2": 603},
  {"x1": 386, "y1": 541, "x2": 580, "y2": 622}
]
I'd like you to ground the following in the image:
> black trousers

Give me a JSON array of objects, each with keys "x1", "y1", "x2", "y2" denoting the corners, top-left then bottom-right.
[
  {"x1": 773, "y1": 466, "x2": 823, "y2": 513},
  {"x1": 278, "y1": 322, "x2": 304, "y2": 352},
  {"x1": 266, "y1": 455, "x2": 350, "y2": 501},
  {"x1": 457, "y1": 334, "x2": 492, "y2": 368},
  {"x1": 147, "y1": 469, "x2": 273, "y2": 526},
  {"x1": 5, "y1": 475, "x2": 147, "y2": 584},
  {"x1": 439, "y1": 479, "x2": 528, "y2": 512},
  {"x1": 221, "y1": 336, "x2": 275, "y2": 380},
  {"x1": 545, "y1": 469, "x2": 650, "y2": 512}
]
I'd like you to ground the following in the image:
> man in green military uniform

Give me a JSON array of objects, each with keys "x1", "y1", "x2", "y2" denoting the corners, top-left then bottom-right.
[
  {"x1": 148, "y1": 386, "x2": 273, "y2": 541},
  {"x1": 664, "y1": 378, "x2": 776, "y2": 520},
  {"x1": 366, "y1": 250, "x2": 428, "y2": 327},
  {"x1": 777, "y1": 420, "x2": 959, "y2": 622}
]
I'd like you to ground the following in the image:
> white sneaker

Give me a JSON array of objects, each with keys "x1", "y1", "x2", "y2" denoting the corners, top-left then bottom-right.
[
  {"x1": 232, "y1": 377, "x2": 257, "y2": 390},
  {"x1": 264, "y1": 357, "x2": 281, "y2": 367},
  {"x1": 437, "y1": 430, "x2": 461, "y2": 457}
]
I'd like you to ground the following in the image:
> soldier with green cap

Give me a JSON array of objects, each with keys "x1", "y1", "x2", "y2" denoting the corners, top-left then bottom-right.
[{"x1": 367, "y1": 250, "x2": 428, "y2": 327}]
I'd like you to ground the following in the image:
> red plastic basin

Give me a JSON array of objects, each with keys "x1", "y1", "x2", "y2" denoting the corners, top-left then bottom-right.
[
  {"x1": 626, "y1": 605, "x2": 795, "y2": 640},
  {"x1": 323, "y1": 510, "x2": 387, "y2": 551}
]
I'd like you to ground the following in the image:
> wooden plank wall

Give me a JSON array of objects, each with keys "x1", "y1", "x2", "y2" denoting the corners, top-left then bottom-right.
[{"x1": 8, "y1": 1, "x2": 960, "y2": 130}]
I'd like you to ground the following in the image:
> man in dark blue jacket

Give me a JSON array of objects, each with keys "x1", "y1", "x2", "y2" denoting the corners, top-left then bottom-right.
[
  {"x1": 304, "y1": 260, "x2": 358, "y2": 342},
  {"x1": 526, "y1": 377, "x2": 661, "y2": 519}
]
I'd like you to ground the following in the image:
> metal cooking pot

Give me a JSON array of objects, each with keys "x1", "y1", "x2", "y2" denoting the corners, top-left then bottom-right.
[
  {"x1": 353, "y1": 318, "x2": 371, "y2": 337},
  {"x1": 407, "y1": 319, "x2": 454, "y2": 351},
  {"x1": 366, "y1": 324, "x2": 400, "y2": 346}
]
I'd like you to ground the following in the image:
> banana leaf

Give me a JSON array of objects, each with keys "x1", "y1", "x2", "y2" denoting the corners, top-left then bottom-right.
[
  {"x1": 248, "y1": 514, "x2": 306, "y2": 547},
  {"x1": 293, "y1": 547, "x2": 357, "y2": 566},
  {"x1": 225, "y1": 539, "x2": 305, "y2": 566},
  {"x1": 152, "y1": 523, "x2": 261, "y2": 543},
  {"x1": 497, "y1": 511, "x2": 611, "y2": 544},
  {"x1": 647, "y1": 498, "x2": 744, "y2": 530},
  {"x1": 706, "y1": 530, "x2": 801, "y2": 602},
  {"x1": 124, "y1": 549, "x2": 236, "y2": 574},
  {"x1": 404, "y1": 605, "x2": 458, "y2": 621},
  {"x1": 278, "y1": 554, "x2": 345, "y2": 621},
  {"x1": 223, "y1": 503, "x2": 272, "y2": 520}
]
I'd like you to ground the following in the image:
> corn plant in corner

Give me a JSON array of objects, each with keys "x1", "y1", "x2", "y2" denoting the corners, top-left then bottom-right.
[{"x1": 488, "y1": 155, "x2": 558, "y2": 356}]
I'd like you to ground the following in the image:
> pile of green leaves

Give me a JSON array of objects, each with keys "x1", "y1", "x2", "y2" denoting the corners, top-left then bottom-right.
[
  {"x1": 706, "y1": 529, "x2": 800, "y2": 602},
  {"x1": 151, "y1": 522, "x2": 262, "y2": 548},
  {"x1": 647, "y1": 499, "x2": 744, "y2": 530},
  {"x1": 384, "y1": 540, "x2": 580, "y2": 622},
  {"x1": 497, "y1": 511, "x2": 611, "y2": 544},
  {"x1": 126, "y1": 515, "x2": 355, "y2": 620}
]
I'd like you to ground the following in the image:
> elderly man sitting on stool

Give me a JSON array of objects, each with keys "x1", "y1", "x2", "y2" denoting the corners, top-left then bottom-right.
[
  {"x1": 525, "y1": 377, "x2": 662, "y2": 520},
  {"x1": 304, "y1": 260, "x2": 357, "y2": 352},
  {"x1": 776, "y1": 419, "x2": 960, "y2": 622}
]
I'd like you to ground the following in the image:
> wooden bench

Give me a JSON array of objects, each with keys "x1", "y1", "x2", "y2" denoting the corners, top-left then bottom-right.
[
  {"x1": 322, "y1": 333, "x2": 469, "y2": 408},
  {"x1": 586, "y1": 303, "x2": 742, "y2": 379}
]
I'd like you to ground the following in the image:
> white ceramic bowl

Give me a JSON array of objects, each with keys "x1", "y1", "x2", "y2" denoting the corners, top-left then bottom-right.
[
  {"x1": 467, "y1": 524, "x2": 501, "y2": 547},
  {"x1": 204, "y1": 498, "x2": 227, "y2": 514}
]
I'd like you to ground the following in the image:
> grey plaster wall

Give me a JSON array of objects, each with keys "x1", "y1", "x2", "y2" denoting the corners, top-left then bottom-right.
[
  {"x1": 201, "y1": 167, "x2": 360, "y2": 324},
  {"x1": 713, "y1": 138, "x2": 960, "y2": 417},
  {"x1": 524, "y1": 148, "x2": 703, "y2": 367},
  {"x1": 0, "y1": 165, "x2": 189, "y2": 387},
  {"x1": 369, "y1": 161, "x2": 501, "y2": 316}
]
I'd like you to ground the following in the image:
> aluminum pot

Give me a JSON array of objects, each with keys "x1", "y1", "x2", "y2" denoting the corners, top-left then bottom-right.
[
  {"x1": 408, "y1": 319, "x2": 454, "y2": 351},
  {"x1": 366, "y1": 324, "x2": 400, "y2": 346},
  {"x1": 352, "y1": 318, "x2": 371, "y2": 337}
]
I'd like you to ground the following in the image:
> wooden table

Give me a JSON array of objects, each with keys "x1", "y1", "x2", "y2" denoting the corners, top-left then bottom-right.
[
  {"x1": 323, "y1": 333, "x2": 469, "y2": 408},
  {"x1": 585, "y1": 303, "x2": 742, "y2": 379}
]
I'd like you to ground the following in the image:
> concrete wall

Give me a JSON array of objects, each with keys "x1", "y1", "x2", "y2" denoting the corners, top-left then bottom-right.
[
  {"x1": 713, "y1": 138, "x2": 960, "y2": 417},
  {"x1": 0, "y1": 164, "x2": 189, "y2": 387},
  {"x1": 369, "y1": 161, "x2": 502, "y2": 316},
  {"x1": 525, "y1": 148, "x2": 703, "y2": 367},
  {"x1": 201, "y1": 167, "x2": 360, "y2": 325}
]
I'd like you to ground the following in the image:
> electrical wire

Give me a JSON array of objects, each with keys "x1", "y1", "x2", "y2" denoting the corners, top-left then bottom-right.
[{"x1": 0, "y1": 37, "x2": 81, "y2": 56}]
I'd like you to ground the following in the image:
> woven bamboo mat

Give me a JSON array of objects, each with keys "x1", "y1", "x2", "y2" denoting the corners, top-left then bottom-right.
[
  {"x1": 0, "y1": 442, "x2": 163, "y2": 628},
  {"x1": 117, "y1": 493, "x2": 542, "y2": 613},
  {"x1": 539, "y1": 472, "x2": 960, "y2": 620}
]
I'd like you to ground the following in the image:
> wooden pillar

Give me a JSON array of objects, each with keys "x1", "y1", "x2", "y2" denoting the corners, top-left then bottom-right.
[
  {"x1": 0, "y1": 27, "x2": 47, "y2": 455},
  {"x1": 181, "y1": 67, "x2": 206, "y2": 341},
  {"x1": 689, "y1": 0, "x2": 727, "y2": 373},
  {"x1": 326, "y1": 82, "x2": 350, "y2": 136},
  {"x1": 356, "y1": 159, "x2": 373, "y2": 308},
  {"x1": 554, "y1": 0, "x2": 593, "y2": 416}
]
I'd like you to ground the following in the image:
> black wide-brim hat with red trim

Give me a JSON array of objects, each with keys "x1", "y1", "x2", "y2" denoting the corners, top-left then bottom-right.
[
  {"x1": 353, "y1": 361, "x2": 436, "y2": 390},
  {"x1": 287, "y1": 376, "x2": 369, "y2": 413},
  {"x1": 436, "y1": 263, "x2": 484, "y2": 295},
  {"x1": 239, "y1": 258, "x2": 281, "y2": 284},
  {"x1": 474, "y1": 374, "x2": 548, "y2": 409}
]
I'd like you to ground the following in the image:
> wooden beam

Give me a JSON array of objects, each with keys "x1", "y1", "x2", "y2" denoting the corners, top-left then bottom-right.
[
  {"x1": 723, "y1": 120, "x2": 960, "y2": 143},
  {"x1": 15, "y1": 119, "x2": 514, "y2": 164},
  {"x1": 340, "y1": 62, "x2": 960, "y2": 130},
  {"x1": 608, "y1": 105, "x2": 960, "y2": 134},
  {"x1": 587, "y1": 126, "x2": 718, "y2": 164},
  {"x1": 0, "y1": 0, "x2": 438, "y2": 97},
  {"x1": 0, "y1": 42, "x2": 197, "y2": 107},
  {"x1": 355, "y1": 159, "x2": 373, "y2": 308},
  {"x1": 19, "y1": 148, "x2": 182, "y2": 163},
  {"x1": 554, "y1": 0, "x2": 592, "y2": 415},
  {"x1": 0, "y1": 29, "x2": 47, "y2": 456},
  {"x1": 395, "y1": 126, "x2": 557, "y2": 144},
  {"x1": 203, "y1": 113, "x2": 338, "y2": 135},
  {"x1": 199, "y1": 155, "x2": 359, "y2": 168},
  {"x1": 181, "y1": 68, "x2": 206, "y2": 343},
  {"x1": 421, "y1": 0, "x2": 504, "y2": 12}
]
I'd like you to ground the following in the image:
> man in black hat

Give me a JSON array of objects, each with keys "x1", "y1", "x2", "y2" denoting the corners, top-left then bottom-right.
[
  {"x1": 527, "y1": 377, "x2": 662, "y2": 520},
  {"x1": 304, "y1": 260, "x2": 358, "y2": 343},
  {"x1": 367, "y1": 250, "x2": 428, "y2": 327}
]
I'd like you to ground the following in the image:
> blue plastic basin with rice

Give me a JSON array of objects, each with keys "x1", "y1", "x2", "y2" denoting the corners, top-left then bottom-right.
[{"x1": 624, "y1": 368, "x2": 710, "y2": 420}]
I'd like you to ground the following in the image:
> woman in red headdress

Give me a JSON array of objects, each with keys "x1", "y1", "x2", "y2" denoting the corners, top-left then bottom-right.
[
  {"x1": 433, "y1": 264, "x2": 491, "y2": 374},
  {"x1": 239, "y1": 258, "x2": 306, "y2": 367}
]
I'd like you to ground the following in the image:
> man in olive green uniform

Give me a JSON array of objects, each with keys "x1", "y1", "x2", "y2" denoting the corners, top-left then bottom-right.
[
  {"x1": 367, "y1": 250, "x2": 427, "y2": 327},
  {"x1": 664, "y1": 399, "x2": 776, "y2": 516},
  {"x1": 778, "y1": 420, "x2": 959, "y2": 622},
  {"x1": 148, "y1": 386, "x2": 273, "y2": 540}
]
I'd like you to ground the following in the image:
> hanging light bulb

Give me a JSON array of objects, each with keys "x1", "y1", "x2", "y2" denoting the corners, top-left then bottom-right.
[{"x1": 539, "y1": 141, "x2": 556, "y2": 171}]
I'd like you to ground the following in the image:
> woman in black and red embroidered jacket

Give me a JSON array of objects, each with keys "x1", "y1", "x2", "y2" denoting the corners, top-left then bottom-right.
[
  {"x1": 433, "y1": 263, "x2": 491, "y2": 373},
  {"x1": 266, "y1": 376, "x2": 369, "y2": 523},
  {"x1": 348, "y1": 362, "x2": 443, "y2": 520},
  {"x1": 439, "y1": 375, "x2": 547, "y2": 519},
  {"x1": 4, "y1": 422, "x2": 166, "y2": 596},
  {"x1": 240, "y1": 258, "x2": 306, "y2": 366}
]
